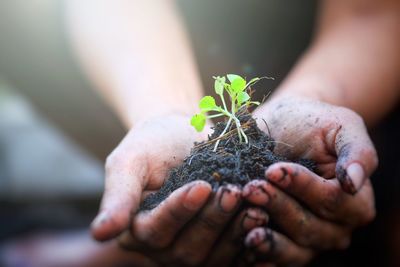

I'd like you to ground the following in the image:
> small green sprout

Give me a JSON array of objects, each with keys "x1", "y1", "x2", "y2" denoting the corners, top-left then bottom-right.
[{"x1": 191, "y1": 74, "x2": 272, "y2": 151}]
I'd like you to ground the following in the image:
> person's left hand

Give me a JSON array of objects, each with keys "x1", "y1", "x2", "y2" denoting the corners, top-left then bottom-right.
[{"x1": 242, "y1": 165, "x2": 375, "y2": 266}]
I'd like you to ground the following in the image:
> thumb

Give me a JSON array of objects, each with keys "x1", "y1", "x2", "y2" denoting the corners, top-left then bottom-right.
[
  {"x1": 91, "y1": 154, "x2": 146, "y2": 241},
  {"x1": 335, "y1": 115, "x2": 378, "y2": 194}
]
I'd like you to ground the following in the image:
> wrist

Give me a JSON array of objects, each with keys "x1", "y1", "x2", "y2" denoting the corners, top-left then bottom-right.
[
  {"x1": 271, "y1": 75, "x2": 344, "y2": 105},
  {"x1": 253, "y1": 76, "x2": 342, "y2": 132}
]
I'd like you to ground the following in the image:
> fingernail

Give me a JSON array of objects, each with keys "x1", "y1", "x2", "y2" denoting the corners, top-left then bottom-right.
[
  {"x1": 242, "y1": 209, "x2": 268, "y2": 231},
  {"x1": 219, "y1": 185, "x2": 240, "y2": 213},
  {"x1": 243, "y1": 181, "x2": 269, "y2": 205},
  {"x1": 346, "y1": 163, "x2": 365, "y2": 192},
  {"x1": 245, "y1": 228, "x2": 266, "y2": 247},
  {"x1": 183, "y1": 182, "x2": 210, "y2": 211},
  {"x1": 266, "y1": 167, "x2": 290, "y2": 187},
  {"x1": 243, "y1": 180, "x2": 267, "y2": 197},
  {"x1": 91, "y1": 211, "x2": 109, "y2": 229}
]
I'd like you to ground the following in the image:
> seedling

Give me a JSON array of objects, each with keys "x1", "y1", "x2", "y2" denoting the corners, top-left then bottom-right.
[{"x1": 191, "y1": 74, "x2": 272, "y2": 151}]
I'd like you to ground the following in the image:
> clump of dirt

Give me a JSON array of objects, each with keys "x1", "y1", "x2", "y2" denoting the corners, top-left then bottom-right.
[{"x1": 141, "y1": 112, "x2": 314, "y2": 210}]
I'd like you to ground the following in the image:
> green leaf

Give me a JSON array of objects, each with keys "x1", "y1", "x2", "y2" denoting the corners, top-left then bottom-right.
[
  {"x1": 227, "y1": 74, "x2": 243, "y2": 83},
  {"x1": 199, "y1": 96, "x2": 216, "y2": 110},
  {"x1": 191, "y1": 113, "x2": 206, "y2": 132},
  {"x1": 231, "y1": 78, "x2": 246, "y2": 92},
  {"x1": 237, "y1": 92, "x2": 250, "y2": 105},
  {"x1": 214, "y1": 76, "x2": 225, "y2": 95},
  {"x1": 227, "y1": 74, "x2": 246, "y2": 93}
]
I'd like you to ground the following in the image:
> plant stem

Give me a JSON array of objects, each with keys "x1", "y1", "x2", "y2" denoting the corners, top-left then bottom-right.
[
  {"x1": 239, "y1": 126, "x2": 248, "y2": 143},
  {"x1": 233, "y1": 117, "x2": 248, "y2": 144},
  {"x1": 234, "y1": 119, "x2": 243, "y2": 143},
  {"x1": 213, "y1": 117, "x2": 232, "y2": 152},
  {"x1": 219, "y1": 93, "x2": 228, "y2": 113},
  {"x1": 231, "y1": 96, "x2": 237, "y2": 115},
  {"x1": 207, "y1": 113, "x2": 225, "y2": 119}
]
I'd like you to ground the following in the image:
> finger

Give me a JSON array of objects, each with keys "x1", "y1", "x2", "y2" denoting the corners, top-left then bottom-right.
[
  {"x1": 265, "y1": 162, "x2": 376, "y2": 226},
  {"x1": 91, "y1": 151, "x2": 147, "y2": 241},
  {"x1": 172, "y1": 184, "x2": 242, "y2": 266},
  {"x1": 245, "y1": 227, "x2": 313, "y2": 266},
  {"x1": 243, "y1": 180, "x2": 350, "y2": 249},
  {"x1": 205, "y1": 208, "x2": 269, "y2": 267},
  {"x1": 334, "y1": 113, "x2": 378, "y2": 194},
  {"x1": 130, "y1": 181, "x2": 212, "y2": 249}
]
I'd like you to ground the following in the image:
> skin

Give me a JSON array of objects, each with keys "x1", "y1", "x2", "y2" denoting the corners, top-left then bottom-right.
[
  {"x1": 242, "y1": 0, "x2": 400, "y2": 265},
  {"x1": 0, "y1": 193, "x2": 269, "y2": 267},
  {"x1": 66, "y1": 1, "x2": 262, "y2": 265},
  {"x1": 64, "y1": 0, "x2": 400, "y2": 266},
  {"x1": 118, "y1": 185, "x2": 269, "y2": 267}
]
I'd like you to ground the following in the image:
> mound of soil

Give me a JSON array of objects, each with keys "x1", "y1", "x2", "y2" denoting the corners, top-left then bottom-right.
[{"x1": 141, "y1": 112, "x2": 314, "y2": 210}]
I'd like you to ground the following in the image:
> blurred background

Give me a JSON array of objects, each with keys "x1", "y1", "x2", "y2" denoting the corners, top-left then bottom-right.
[{"x1": 0, "y1": 0, "x2": 399, "y2": 266}]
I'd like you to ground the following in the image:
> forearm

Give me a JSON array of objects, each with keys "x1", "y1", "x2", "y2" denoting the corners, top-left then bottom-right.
[
  {"x1": 66, "y1": 0, "x2": 202, "y2": 128},
  {"x1": 270, "y1": 0, "x2": 400, "y2": 126}
]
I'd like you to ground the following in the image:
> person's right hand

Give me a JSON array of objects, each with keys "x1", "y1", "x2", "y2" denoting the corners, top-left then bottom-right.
[{"x1": 90, "y1": 114, "x2": 210, "y2": 241}]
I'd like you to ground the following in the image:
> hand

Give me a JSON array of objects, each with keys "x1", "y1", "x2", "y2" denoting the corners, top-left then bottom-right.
[
  {"x1": 91, "y1": 114, "x2": 209, "y2": 241},
  {"x1": 119, "y1": 182, "x2": 269, "y2": 267},
  {"x1": 241, "y1": 96, "x2": 378, "y2": 266},
  {"x1": 90, "y1": 113, "x2": 267, "y2": 266},
  {"x1": 254, "y1": 95, "x2": 378, "y2": 194}
]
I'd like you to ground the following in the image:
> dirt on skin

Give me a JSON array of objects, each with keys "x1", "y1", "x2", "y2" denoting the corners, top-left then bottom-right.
[{"x1": 141, "y1": 112, "x2": 315, "y2": 210}]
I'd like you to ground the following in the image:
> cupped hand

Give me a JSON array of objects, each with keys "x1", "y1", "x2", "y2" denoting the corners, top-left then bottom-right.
[
  {"x1": 91, "y1": 114, "x2": 210, "y2": 241},
  {"x1": 119, "y1": 182, "x2": 269, "y2": 267},
  {"x1": 254, "y1": 95, "x2": 378, "y2": 193},
  {"x1": 90, "y1": 113, "x2": 268, "y2": 266},
  {"x1": 241, "y1": 95, "x2": 378, "y2": 266}
]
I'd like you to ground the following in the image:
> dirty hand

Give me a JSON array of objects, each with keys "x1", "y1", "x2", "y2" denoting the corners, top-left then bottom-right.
[
  {"x1": 90, "y1": 114, "x2": 209, "y2": 241},
  {"x1": 90, "y1": 114, "x2": 267, "y2": 266},
  {"x1": 241, "y1": 95, "x2": 378, "y2": 266},
  {"x1": 119, "y1": 183, "x2": 269, "y2": 267}
]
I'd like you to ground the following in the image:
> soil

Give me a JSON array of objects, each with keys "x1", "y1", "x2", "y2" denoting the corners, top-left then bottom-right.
[{"x1": 141, "y1": 111, "x2": 315, "y2": 210}]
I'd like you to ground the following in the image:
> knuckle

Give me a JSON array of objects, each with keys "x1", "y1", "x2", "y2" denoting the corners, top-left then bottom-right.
[
  {"x1": 320, "y1": 187, "x2": 342, "y2": 217},
  {"x1": 363, "y1": 147, "x2": 379, "y2": 170},
  {"x1": 105, "y1": 152, "x2": 129, "y2": 171},
  {"x1": 198, "y1": 214, "x2": 222, "y2": 230},
  {"x1": 168, "y1": 207, "x2": 190, "y2": 225},
  {"x1": 117, "y1": 234, "x2": 137, "y2": 251},
  {"x1": 291, "y1": 214, "x2": 314, "y2": 247},
  {"x1": 105, "y1": 154, "x2": 117, "y2": 169},
  {"x1": 136, "y1": 226, "x2": 167, "y2": 249}
]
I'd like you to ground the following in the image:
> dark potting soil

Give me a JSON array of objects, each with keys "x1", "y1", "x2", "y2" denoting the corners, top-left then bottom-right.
[{"x1": 141, "y1": 112, "x2": 315, "y2": 210}]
